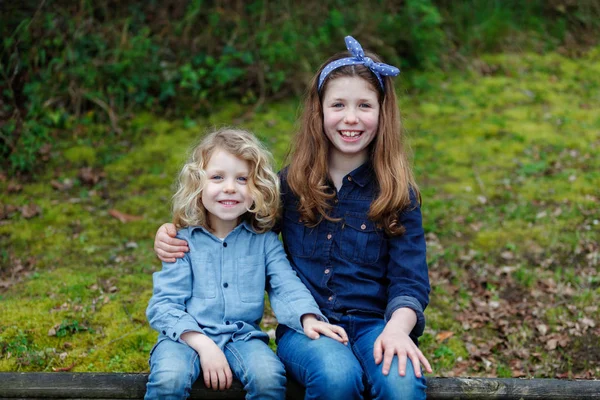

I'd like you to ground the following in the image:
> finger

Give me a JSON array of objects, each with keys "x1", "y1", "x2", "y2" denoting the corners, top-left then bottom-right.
[
  {"x1": 409, "y1": 351, "x2": 422, "y2": 378},
  {"x1": 382, "y1": 347, "x2": 396, "y2": 376},
  {"x1": 164, "y1": 223, "x2": 178, "y2": 237},
  {"x1": 203, "y1": 369, "x2": 211, "y2": 389},
  {"x1": 210, "y1": 370, "x2": 219, "y2": 390},
  {"x1": 322, "y1": 326, "x2": 346, "y2": 343},
  {"x1": 157, "y1": 240, "x2": 189, "y2": 253},
  {"x1": 334, "y1": 326, "x2": 349, "y2": 343},
  {"x1": 373, "y1": 337, "x2": 383, "y2": 364},
  {"x1": 155, "y1": 249, "x2": 178, "y2": 263},
  {"x1": 397, "y1": 352, "x2": 408, "y2": 377},
  {"x1": 225, "y1": 366, "x2": 233, "y2": 389},
  {"x1": 217, "y1": 369, "x2": 227, "y2": 390},
  {"x1": 306, "y1": 328, "x2": 319, "y2": 340},
  {"x1": 419, "y1": 350, "x2": 433, "y2": 373}
]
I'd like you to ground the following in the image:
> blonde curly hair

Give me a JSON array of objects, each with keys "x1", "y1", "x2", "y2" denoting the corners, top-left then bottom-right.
[{"x1": 172, "y1": 127, "x2": 280, "y2": 233}]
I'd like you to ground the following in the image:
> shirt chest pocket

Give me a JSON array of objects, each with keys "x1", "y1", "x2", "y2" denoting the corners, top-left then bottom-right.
[
  {"x1": 340, "y1": 214, "x2": 384, "y2": 265},
  {"x1": 282, "y1": 209, "x2": 318, "y2": 258},
  {"x1": 191, "y1": 254, "x2": 217, "y2": 299},
  {"x1": 237, "y1": 254, "x2": 266, "y2": 303}
]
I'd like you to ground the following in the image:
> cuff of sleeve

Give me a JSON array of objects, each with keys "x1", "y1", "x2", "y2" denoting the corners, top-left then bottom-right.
[
  {"x1": 165, "y1": 315, "x2": 201, "y2": 342},
  {"x1": 385, "y1": 296, "x2": 425, "y2": 337}
]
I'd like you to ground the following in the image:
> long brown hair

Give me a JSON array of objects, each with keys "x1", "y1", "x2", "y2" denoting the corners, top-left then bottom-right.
[{"x1": 286, "y1": 51, "x2": 420, "y2": 236}]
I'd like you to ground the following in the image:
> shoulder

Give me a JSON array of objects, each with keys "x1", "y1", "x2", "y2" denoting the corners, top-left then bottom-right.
[{"x1": 175, "y1": 226, "x2": 201, "y2": 240}]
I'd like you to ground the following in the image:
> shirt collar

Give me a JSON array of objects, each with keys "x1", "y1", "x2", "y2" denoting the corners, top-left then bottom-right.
[
  {"x1": 189, "y1": 219, "x2": 258, "y2": 237},
  {"x1": 346, "y1": 161, "x2": 375, "y2": 188}
]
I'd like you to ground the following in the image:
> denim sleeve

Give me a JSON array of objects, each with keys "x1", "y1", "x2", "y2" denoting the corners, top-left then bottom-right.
[
  {"x1": 385, "y1": 192, "x2": 431, "y2": 338},
  {"x1": 263, "y1": 232, "x2": 326, "y2": 333},
  {"x1": 146, "y1": 231, "x2": 203, "y2": 342}
]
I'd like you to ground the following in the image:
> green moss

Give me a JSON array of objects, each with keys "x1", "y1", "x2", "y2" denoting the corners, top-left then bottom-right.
[{"x1": 64, "y1": 146, "x2": 97, "y2": 166}]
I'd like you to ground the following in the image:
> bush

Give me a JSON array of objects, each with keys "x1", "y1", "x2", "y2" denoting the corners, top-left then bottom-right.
[{"x1": 1, "y1": 0, "x2": 598, "y2": 174}]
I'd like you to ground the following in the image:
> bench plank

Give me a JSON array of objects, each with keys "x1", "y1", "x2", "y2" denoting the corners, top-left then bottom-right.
[{"x1": 0, "y1": 373, "x2": 598, "y2": 399}]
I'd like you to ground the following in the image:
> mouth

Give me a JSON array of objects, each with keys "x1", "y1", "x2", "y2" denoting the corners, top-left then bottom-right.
[
  {"x1": 218, "y1": 200, "x2": 240, "y2": 207},
  {"x1": 338, "y1": 130, "x2": 363, "y2": 141}
]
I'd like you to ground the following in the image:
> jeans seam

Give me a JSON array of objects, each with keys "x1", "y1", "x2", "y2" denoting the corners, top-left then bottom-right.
[
  {"x1": 225, "y1": 343, "x2": 247, "y2": 381},
  {"x1": 188, "y1": 346, "x2": 199, "y2": 391}
]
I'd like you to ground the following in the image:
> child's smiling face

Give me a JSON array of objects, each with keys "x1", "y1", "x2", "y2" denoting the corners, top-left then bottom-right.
[
  {"x1": 322, "y1": 76, "x2": 380, "y2": 163},
  {"x1": 201, "y1": 148, "x2": 253, "y2": 237}
]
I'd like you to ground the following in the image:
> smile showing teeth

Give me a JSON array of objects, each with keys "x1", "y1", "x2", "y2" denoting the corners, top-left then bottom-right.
[
  {"x1": 339, "y1": 130, "x2": 362, "y2": 137},
  {"x1": 219, "y1": 200, "x2": 239, "y2": 206}
]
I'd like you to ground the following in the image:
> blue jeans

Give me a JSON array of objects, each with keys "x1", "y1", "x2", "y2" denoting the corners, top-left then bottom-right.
[
  {"x1": 145, "y1": 338, "x2": 286, "y2": 399},
  {"x1": 276, "y1": 314, "x2": 427, "y2": 400}
]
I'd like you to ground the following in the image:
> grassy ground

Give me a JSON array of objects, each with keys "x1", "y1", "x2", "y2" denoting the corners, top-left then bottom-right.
[{"x1": 1, "y1": 47, "x2": 598, "y2": 377}]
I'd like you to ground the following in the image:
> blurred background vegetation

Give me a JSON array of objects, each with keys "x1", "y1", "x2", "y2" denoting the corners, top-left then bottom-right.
[
  {"x1": 2, "y1": 0, "x2": 599, "y2": 174},
  {"x1": 1, "y1": 0, "x2": 599, "y2": 377}
]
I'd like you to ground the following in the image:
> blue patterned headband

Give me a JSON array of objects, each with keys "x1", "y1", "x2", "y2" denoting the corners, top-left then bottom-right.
[{"x1": 318, "y1": 36, "x2": 400, "y2": 92}]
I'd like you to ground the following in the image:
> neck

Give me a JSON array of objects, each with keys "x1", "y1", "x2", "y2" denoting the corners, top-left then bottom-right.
[
  {"x1": 208, "y1": 215, "x2": 239, "y2": 239},
  {"x1": 328, "y1": 149, "x2": 368, "y2": 191}
]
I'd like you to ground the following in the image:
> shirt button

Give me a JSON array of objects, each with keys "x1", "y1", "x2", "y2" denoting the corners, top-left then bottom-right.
[
  {"x1": 223, "y1": 242, "x2": 227, "y2": 247},
  {"x1": 225, "y1": 321, "x2": 230, "y2": 325},
  {"x1": 172, "y1": 332, "x2": 176, "y2": 338},
  {"x1": 347, "y1": 176, "x2": 352, "y2": 182},
  {"x1": 324, "y1": 269, "x2": 330, "y2": 274},
  {"x1": 334, "y1": 198, "x2": 339, "y2": 204},
  {"x1": 223, "y1": 282, "x2": 228, "y2": 288},
  {"x1": 326, "y1": 233, "x2": 332, "y2": 240},
  {"x1": 361, "y1": 224, "x2": 366, "y2": 230},
  {"x1": 162, "y1": 330, "x2": 166, "y2": 335},
  {"x1": 328, "y1": 296, "x2": 333, "y2": 301}
]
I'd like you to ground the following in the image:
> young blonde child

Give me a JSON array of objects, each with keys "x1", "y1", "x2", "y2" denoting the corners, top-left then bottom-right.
[
  {"x1": 145, "y1": 128, "x2": 347, "y2": 400},
  {"x1": 155, "y1": 36, "x2": 432, "y2": 399}
]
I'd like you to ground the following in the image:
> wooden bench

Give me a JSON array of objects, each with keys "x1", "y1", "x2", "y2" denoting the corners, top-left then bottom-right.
[{"x1": 1, "y1": 373, "x2": 599, "y2": 399}]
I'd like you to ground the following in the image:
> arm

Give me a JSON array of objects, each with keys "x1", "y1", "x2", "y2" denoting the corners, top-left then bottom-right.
[
  {"x1": 154, "y1": 223, "x2": 189, "y2": 262},
  {"x1": 146, "y1": 235, "x2": 202, "y2": 341},
  {"x1": 181, "y1": 332, "x2": 232, "y2": 391},
  {"x1": 264, "y1": 232, "x2": 347, "y2": 343},
  {"x1": 375, "y1": 194, "x2": 432, "y2": 376}
]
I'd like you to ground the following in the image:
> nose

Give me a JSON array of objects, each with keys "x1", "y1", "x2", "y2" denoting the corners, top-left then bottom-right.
[
  {"x1": 223, "y1": 178, "x2": 236, "y2": 193},
  {"x1": 344, "y1": 108, "x2": 358, "y2": 124}
]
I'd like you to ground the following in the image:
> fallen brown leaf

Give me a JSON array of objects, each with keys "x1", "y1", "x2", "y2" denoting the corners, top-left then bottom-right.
[
  {"x1": 21, "y1": 203, "x2": 41, "y2": 219},
  {"x1": 109, "y1": 209, "x2": 143, "y2": 223},
  {"x1": 436, "y1": 331, "x2": 454, "y2": 342},
  {"x1": 52, "y1": 362, "x2": 76, "y2": 372}
]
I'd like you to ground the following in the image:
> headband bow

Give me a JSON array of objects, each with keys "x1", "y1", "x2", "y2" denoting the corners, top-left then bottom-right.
[{"x1": 318, "y1": 36, "x2": 400, "y2": 92}]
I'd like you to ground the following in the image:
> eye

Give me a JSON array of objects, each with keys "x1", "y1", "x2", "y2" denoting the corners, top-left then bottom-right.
[
  {"x1": 237, "y1": 176, "x2": 248, "y2": 184},
  {"x1": 332, "y1": 102, "x2": 344, "y2": 108},
  {"x1": 210, "y1": 175, "x2": 223, "y2": 180},
  {"x1": 359, "y1": 102, "x2": 372, "y2": 108}
]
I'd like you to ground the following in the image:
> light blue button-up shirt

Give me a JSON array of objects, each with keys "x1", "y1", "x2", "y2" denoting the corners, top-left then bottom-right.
[{"x1": 147, "y1": 221, "x2": 325, "y2": 349}]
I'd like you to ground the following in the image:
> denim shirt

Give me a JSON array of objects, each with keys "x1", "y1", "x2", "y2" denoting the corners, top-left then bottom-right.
[
  {"x1": 278, "y1": 162, "x2": 430, "y2": 340},
  {"x1": 147, "y1": 221, "x2": 325, "y2": 349}
]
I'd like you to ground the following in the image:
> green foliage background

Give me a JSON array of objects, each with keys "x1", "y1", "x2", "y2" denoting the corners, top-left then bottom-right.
[
  {"x1": 2, "y1": 0, "x2": 600, "y2": 173},
  {"x1": 0, "y1": 0, "x2": 599, "y2": 378}
]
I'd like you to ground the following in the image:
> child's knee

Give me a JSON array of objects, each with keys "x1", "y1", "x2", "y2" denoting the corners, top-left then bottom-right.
[
  {"x1": 146, "y1": 366, "x2": 194, "y2": 398},
  {"x1": 244, "y1": 359, "x2": 286, "y2": 397}
]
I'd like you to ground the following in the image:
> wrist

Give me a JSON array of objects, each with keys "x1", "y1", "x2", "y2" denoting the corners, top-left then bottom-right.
[
  {"x1": 301, "y1": 313, "x2": 317, "y2": 326},
  {"x1": 388, "y1": 308, "x2": 417, "y2": 334}
]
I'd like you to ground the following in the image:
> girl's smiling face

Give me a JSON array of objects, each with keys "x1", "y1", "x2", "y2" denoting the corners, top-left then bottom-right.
[
  {"x1": 201, "y1": 148, "x2": 253, "y2": 237},
  {"x1": 322, "y1": 76, "x2": 380, "y2": 163}
]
